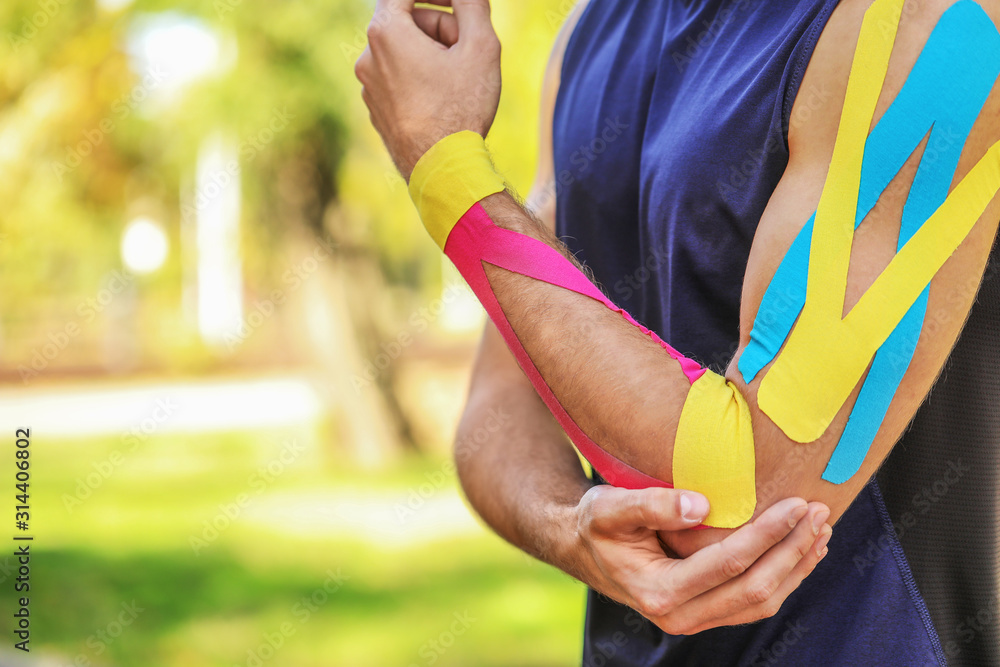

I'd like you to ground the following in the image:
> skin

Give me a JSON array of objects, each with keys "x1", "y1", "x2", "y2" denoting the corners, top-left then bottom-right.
[{"x1": 356, "y1": 0, "x2": 1000, "y2": 634}]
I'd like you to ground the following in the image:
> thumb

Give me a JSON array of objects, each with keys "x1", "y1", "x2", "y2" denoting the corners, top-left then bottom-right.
[
  {"x1": 451, "y1": 0, "x2": 493, "y2": 39},
  {"x1": 594, "y1": 487, "x2": 710, "y2": 533}
]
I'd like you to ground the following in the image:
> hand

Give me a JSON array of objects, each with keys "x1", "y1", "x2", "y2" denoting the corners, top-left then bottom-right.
[
  {"x1": 567, "y1": 486, "x2": 832, "y2": 635},
  {"x1": 354, "y1": 0, "x2": 502, "y2": 180}
]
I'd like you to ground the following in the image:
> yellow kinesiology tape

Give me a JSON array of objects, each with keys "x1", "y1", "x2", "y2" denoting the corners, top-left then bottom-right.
[
  {"x1": 674, "y1": 372, "x2": 757, "y2": 527},
  {"x1": 758, "y1": 0, "x2": 1000, "y2": 444},
  {"x1": 408, "y1": 131, "x2": 507, "y2": 250},
  {"x1": 407, "y1": 131, "x2": 755, "y2": 527}
]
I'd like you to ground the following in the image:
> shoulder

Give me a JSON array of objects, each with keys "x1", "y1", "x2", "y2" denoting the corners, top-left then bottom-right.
[
  {"x1": 742, "y1": 0, "x2": 1000, "y2": 336},
  {"x1": 789, "y1": 0, "x2": 1000, "y2": 165}
]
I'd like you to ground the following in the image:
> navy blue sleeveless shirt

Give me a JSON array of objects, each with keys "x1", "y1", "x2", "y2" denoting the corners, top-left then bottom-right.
[{"x1": 553, "y1": 1, "x2": 1000, "y2": 665}]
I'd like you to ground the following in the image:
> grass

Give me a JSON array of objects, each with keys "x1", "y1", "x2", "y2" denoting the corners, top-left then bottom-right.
[{"x1": 6, "y1": 426, "x2": 585, "y2": 666}]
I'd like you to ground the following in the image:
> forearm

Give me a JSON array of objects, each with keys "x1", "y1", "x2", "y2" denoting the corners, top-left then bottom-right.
[
  {"x1": 423, "y1": 116, "x2": 1000, "y2": 535},
  {"x1": 456, "y1": 188, "x2": 860, "y2": 538},
  {"x1": 363, "y1": 0, "x2": 1000, "y2": 540},
  {"x1": 476, "y1": 192, "x2": 690, "y2": 484},
  {"x1": 456, "y1": 324, "x2": 594, "y2": 576}
]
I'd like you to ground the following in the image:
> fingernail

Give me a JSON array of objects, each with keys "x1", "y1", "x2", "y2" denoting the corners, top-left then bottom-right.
[
  {"x1": 819, "y1": 546, "x2": 829, "y2": 561},
  {"x1": 812, "y1": 509, "x2": 830, "y2": 536},
  {"x1": 680, "y1": 493, "x2": 709, "y2": 521},
  {"x1": 788, "y1": 503, "x2": 808, "y2": 528},
  {"x1": 815, "y1": 530, "x2": 831, "y2": 557}
]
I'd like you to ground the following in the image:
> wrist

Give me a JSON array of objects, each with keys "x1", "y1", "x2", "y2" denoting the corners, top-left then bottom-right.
[
  {"x1": 407, "y1": 131, "x2": 507, "y2": 250},
  {"x1": 539, "y1": 491, "x2": 601, "y2": 586},
  {"x1": 394, "y1": 127, "x2": 447, "y2": 182}
]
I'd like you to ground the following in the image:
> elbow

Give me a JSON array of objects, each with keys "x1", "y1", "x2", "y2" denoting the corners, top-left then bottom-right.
[{"x1": 673, "y1": 369, "x2": 757, "y2": 528}]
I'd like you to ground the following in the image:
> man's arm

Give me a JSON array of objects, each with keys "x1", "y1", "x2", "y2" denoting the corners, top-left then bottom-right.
[
  {"x1": 447, "y1": 2, "x2": 831, "y2": 634},
  {"x1": 476, "y1": 0, "x2": 1000, "y2": 539},
  {"x1": 358, "y1": 0, "x2": 1000, "y2": 546}
]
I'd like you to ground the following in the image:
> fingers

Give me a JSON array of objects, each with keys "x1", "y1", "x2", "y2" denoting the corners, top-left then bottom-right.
[
  {"x1": 586, "y1": 486, "x2": 711, "y2": 535},
  {"x1": 368, "y1": 0, "x2": 424, "y2": 43},
  {"x1": 744, "y1": 521, "x2": 831, "y2": 617},
  {"x1": 580, "y1": 488, "x2": 832, "y2": 637},
  {"x1": 369, "y1": 0, "x2": 494, "y2": 51},
  {"x1": 659, "y1": 502, "x2": 830, "y2": 633},
  {"x1": 718, "y1": 521, "x2": 832, "y2": 629},
  {"x1": 451, "y1": 0, "x2": 494, "y2": 41},
  {"x1": 648, "y1": 497, "x2": 809, "y2": 611},
  {"x1": 412, "y1": 8, "x2": 460, "y2": 47},
  {"x1": 374, "y1": 0, "x2": 416, "y2": 16}
]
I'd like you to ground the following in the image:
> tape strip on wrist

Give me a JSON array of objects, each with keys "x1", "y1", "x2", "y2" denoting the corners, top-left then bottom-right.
[{"x1": 408, "y1": 131, "x2": 507, "y2": 250}]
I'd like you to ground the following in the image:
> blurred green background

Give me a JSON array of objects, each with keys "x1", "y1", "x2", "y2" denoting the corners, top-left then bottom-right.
[{"x1": 0, "y1": 1, "x2": 586, "y2": 665}]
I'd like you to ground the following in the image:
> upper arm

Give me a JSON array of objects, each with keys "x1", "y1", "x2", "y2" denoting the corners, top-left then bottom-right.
[{"x1": 728, "y1": 0, "x2": 1000, "y2": 522}]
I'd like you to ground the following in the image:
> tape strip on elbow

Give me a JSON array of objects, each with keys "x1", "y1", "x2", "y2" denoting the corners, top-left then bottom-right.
[
  {"x1": 675, "y1": 373, "x2": 757, "y2": 528},
  {"x1": 407, "y1": 131, "x2": 756, "y2": 527}
]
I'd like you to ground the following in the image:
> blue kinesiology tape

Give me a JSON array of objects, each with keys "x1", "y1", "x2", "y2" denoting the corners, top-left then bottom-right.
[{"x1": 738, "y1": 0, "x2": 1000, "y2": 483}]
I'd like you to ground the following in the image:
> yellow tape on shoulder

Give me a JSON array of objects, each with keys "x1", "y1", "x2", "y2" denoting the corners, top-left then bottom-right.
[
  {"x1": 674, "y1": 371, "x2": 757, "y2": 528},
  {"x1": 408, "y1": 131, "x2": 507, "y2": 250}
]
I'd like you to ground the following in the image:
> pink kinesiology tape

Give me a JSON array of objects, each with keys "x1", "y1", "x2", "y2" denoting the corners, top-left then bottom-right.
[{"x1": 447, "y1": 202, "x2": 708, "y2": 490}]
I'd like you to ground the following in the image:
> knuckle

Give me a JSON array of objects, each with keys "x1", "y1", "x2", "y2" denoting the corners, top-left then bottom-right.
[
  {"x1": 629, "y1": 494, "x2": 651, "y2": 525},
  {"x1": 583, "y1": 489, "x2": 612, "y2": 529},
  {"x1": 655, "y1": 619, "x2": 676, "y2": 635},
  {"x1": 720, "y1": 552, "x2": 751, "y2": 579},
  {"x1": 755, "y1": 519, "x2": 787, "y2": 545},
  {"x1": 656, "y1": 615, "x2": 692, "y2": 636},
  {"x1": 753, "y1": 600, "x2": 781, "y2": 622},
  {"x1": 366, "y1": 21, "x2": 384, "y2": 41},
  {"x1": 354, "y1": 48, "x2": 372, "y2": 81},
  {"x1": 636, "y1": 592, "x2": 673, "y2": 619},
  {"x1": 482, "y1": 38, "x2": 501, "y2": 60},
  {"x1": 792, "y1": 538, "x2": 811, "y2": 562},
  {"x1": 743, "y1": 577, "x2": 776, "y2": 607}
]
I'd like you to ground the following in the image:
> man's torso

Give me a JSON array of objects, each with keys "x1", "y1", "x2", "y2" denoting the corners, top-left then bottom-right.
[{"x1": 553, "y1": 1, "x2": 1000, "y2": 664}]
